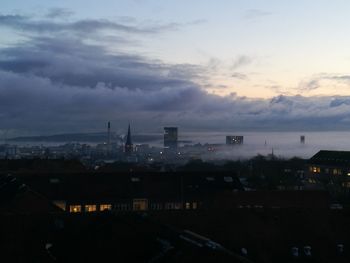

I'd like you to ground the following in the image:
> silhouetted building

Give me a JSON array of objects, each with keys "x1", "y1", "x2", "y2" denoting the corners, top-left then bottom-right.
[
  {"x1": 306, "y1": 150, "x2": 350, "y2": 191},
  {"x1": 300, "y1": 135, "x2": 305, "y2": 144},
  {"x1": 107, "y1": 121, "x2": 111, "y2": 145},
  {"x1": 124, "y1": 124, "x2": 133, "y2": 154},
  {"x1": 21, "y1": 171, "x2": 243, "y2": 213},
  {"x1": 164, "y1": 127, "x2": 178, "y2": 150},
  {"x1": 226, "y1": 136, "x2": 244, "y2": 145}
]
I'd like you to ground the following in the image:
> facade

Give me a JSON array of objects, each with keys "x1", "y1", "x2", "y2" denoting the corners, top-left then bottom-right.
[
  {"x1": 164, "y1": 127, "x2": 178, "y2": 150},
  {"x1": 19, "y1": 171, "x2": 243, "y2": 214},
  {"x1": 306, "y1": 150, "x2": 350, "y2": 193},
  {"x1": 226, "y1": 136, "x2": 244, "y2": 145}
]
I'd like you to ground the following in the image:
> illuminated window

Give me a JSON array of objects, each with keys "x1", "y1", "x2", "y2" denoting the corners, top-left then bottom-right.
[
  {"x1": 192, "y1": 202, "x2": 198, "y2": 209},
  {"x1": 133, "y1": 199, "x2": 148, "y2": 211},
  {"x1": 69, "y1": 205, "x2": 81, "y2": 213},
  {"x1": 312, "y1": 167, "x2": 321, "y2": 173},
  {"x1": 85, "y1": 205, "x2": 97, "y2": 212},
  {"x1": 185, "y1": 202, "x2": 191, "y2": 209},
  {"x1": 100, "y1": 204, "x2": 112, "y2": 211}
]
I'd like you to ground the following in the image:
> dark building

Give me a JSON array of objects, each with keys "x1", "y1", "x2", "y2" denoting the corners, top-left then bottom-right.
[
  {"x1": 124, "y1": 124, "x2": 133, "y2": 154},
  {"x1": 107, "y1": 121, "x2": 111, "y2": 145},
  {"x1": 164, "y1": 127, "x2": 178, "y2": 150},
  {"x1": 16, "y1": 171, "x2": 243, "y2": 213},
  {"x1": 306, "y1": 150, "x2": 350, "y2": 192},
  {"x1": 226, "y1": 136, "x2": 244, "y2": 145},
  {"x1": 300, "y1": 135, "x2": 305, "y2": 144}
]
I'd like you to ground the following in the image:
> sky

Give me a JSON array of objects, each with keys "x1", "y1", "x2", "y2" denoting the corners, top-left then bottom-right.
[{"x1": 1, "y1": 0, "x2": 350, "y2": 135}]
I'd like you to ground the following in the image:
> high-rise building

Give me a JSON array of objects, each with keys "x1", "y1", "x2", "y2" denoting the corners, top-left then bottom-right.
[
  {"x1": 300, "y1": 135, "x2": 305, "y2": 144},
  {"x1": 107, "y1": 121, "x2": 111, "y2": 146},
  {"x1": 124, "y1": 124, "x2": 133, "y2": 154},
  {"x1": 226, "y1": 136, "x2": 244, "y2": 145},
  {"x1": 164, "y1": 127, "x2": 178, "y2": 150}
]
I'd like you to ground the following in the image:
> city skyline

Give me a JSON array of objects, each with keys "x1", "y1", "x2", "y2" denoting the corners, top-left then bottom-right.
[{"x1": 1, "y1": 1, "x2": 350, "y2": 135}]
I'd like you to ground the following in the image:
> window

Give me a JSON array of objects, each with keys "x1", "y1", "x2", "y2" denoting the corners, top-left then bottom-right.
[
  {"x1": 192, "y1": 202, "x2": 198, "y2": 209},
  {"x1": 311, "y1": 166, "x2": 321, "y2": 173},
  {"x1": 69, "y1": 205, "x2": 81, "y2": 213},
  {"x1": 116, "y1": 203, "x2": 129, "y2": 211},
  {"x1": 100, "y1": 204, "x2": 112, "y2": 211},
  {"x1": 224, "y1": 176, "x2": 233, "y2": 182},
  {"x1": 185, "y1": 202, "x2": 191, "y2": 209},
  {"x1": 333, "y1": 168, "x2": 342, "y2": 175},
  {"x1": 85, "y1": 205, "x2": 97, "y2": 212},
  {"x1": 174, "y1": 203, "x2": 182, "y2": 210},
  {"x1": 133, "y1": 199, "x2": 148, "y2": 211},
  {"x1": 308, "y1": 178, "x2": 316, "y2": 184}
]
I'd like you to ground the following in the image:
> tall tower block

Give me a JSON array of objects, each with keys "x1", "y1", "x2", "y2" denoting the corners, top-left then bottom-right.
[{"x1": 107, "y1": 121, "x2": 111, "y2": 146}]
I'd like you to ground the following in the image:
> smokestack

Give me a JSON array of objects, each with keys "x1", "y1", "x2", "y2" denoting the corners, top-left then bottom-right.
[{"x1": 107, "y1": 121, "x2": 111, "y2": 146}]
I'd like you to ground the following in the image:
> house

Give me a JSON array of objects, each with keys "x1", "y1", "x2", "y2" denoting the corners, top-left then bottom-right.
[
  {"x1": 306, "y1": 150, "x2": 350, "y2": 195},
  {"x1": 16, "y1": 171, "x2": 244, "y2": 214}
]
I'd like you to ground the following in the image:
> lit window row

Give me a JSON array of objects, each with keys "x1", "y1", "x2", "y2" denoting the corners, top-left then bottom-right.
[
  {"x1": 68, "y1": 201, "x2": 199, "y2": 213},
  {"x1": 309, "y1": 166, "x2": 321, "y2": 173},
  {"x1": 69, "y1": 204, "x2": 112, "y2": 213},
  {"x1": 309, "y1": 166, "x2": 344, "y2": 175}
]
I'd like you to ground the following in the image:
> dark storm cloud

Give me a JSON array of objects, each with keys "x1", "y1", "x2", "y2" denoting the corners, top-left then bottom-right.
[
  {"x1": 1, "y1": 12, "x2": 350, "y2": 135},
  {"x1": 0, "y1": 36, "x2": 202, "y2": 90},
  {"x1": 0, "y1": 13, "x2": 180, "y2": 35}
]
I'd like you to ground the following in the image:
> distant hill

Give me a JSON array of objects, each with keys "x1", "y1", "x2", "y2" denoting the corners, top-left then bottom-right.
[{"x1": 8, "y1": 132, "x2": 162, "y2": 143}]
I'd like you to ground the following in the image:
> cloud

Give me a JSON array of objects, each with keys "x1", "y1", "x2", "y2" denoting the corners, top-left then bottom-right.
[
  {"x1": 231, "y1": 72, "x2": 248, "y2": 80},
  {"x1": 0, "y1": 13, "x2": 201, "y2": 36},
  {"x1": 1, "y1": 11, "x2": 350, "y2": 136},
  {"x1": 298, "y1": 74, "x2": 350, "y2": 92},
  {"x1": 46, "y1": 8, "x2": 74, "y2": 18},
  {"x1": 244, "y1": 9, "x2": 273, "y2": 20},
  {"x1": 231, "y1": 55, "x2": 253, "y2": 70}
]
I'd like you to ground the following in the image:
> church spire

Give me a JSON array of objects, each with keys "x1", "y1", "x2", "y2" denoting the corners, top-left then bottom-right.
[{"x1": 125, "y1": 123, "x2": 133, "y2": 154}]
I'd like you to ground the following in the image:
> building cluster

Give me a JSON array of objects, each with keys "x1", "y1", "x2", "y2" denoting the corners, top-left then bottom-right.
[
  {"x1": 1, "y1": 156, "x2": 350, "y2": 262},
  {"x1": 0, "y1": 123, "x2": 250, "y2": 166}
]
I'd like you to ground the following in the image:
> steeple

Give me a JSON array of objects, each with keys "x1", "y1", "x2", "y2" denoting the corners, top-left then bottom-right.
[{"x1": 125, "y1": 123, "x2": 133, "y2": 154}]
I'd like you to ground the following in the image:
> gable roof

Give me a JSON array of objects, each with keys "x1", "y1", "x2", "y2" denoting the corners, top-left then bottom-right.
[{"x1": 309, "y1": 150, "x2": 350, "y2": 166}]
